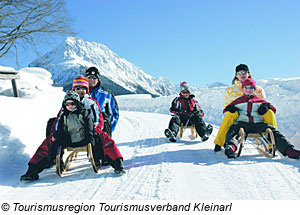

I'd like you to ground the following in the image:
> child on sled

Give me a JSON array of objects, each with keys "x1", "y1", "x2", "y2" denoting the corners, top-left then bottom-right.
[
  {"x1": 223, "y1": 78, "x2": 300, "y2": 159},
  {"x1": 164, "y1": 81, "x2": 213, "y2": 142}
]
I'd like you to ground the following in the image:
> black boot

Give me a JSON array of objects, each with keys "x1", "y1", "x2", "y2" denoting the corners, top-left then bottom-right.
[
  {"x1": 206, "y1": 124, "x2": 213, "y2": 136},
  {"x1": 286, "y1": 146, "x2": 300, "y2": 159},
  {"x1": 214, "y1": 144, "x2": 222, "y2": 152},
  {"x1": 20, "y1": 164, "x2": 39, "y2": 182},
  {"x1": 201, "y1": 124, "x2": 213, "y2": 142},
  {"x1": 100, "y1": 158, "x2": 109, "y2": 166},
  {"x1": 113, "y1": 158, "x2": 126, "y2": 176},
  {"x1": 224, "y1": 144, "x2": 236, "y2": 159},
  {"x1": 164, "y1": 129, "x2": 176, "y2": 142},
  {"x1": 93, "y1": 159, "x2": 101, "y2": 172}
]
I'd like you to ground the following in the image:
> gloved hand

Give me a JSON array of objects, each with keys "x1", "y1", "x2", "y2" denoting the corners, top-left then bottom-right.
[
  {"x1": 257, "y1": 103, "x2": 271, "y2": 115},
  {"x1": 225, "y1": 105, "x2": 238, "y2": 113},
  {"x1": 193, "y1": 110, "x2": 200, "y2": 115},
  {"x1": 193, "y1": 109, "x2": 204, "y2": 118}
]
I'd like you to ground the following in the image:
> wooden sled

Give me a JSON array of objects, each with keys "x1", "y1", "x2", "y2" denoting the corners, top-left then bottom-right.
[
  {"x1": 56, "y1": 143, "x2": 100, "y2": 177},
  {"x1": 235, "y1": 128, "x2": 276, "y2": 158},
  {"x1": 179, "y1": 123, "x2": 198, "y2": 139}
]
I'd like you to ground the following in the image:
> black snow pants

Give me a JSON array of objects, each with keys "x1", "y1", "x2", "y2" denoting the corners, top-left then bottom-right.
[
  {"x1": 225, "y1": 121, "x2": 292, "y2": 156},
  {"x1": 168, "y1": 115, "x2": 208, "y2": 138}
]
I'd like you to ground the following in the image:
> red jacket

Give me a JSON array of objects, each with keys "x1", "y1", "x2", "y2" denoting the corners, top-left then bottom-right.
[{"x1": 169, "y1": 94, "x2": 203, "y2": 117}]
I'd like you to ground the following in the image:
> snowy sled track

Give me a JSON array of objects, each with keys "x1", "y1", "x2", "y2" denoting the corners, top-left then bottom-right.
[
  {"x1": 90, "y1": 111, "x2": 172, "y2": 200},
  {"x1": 1, "y1": 110, "x2": 300, "y2": 200}
]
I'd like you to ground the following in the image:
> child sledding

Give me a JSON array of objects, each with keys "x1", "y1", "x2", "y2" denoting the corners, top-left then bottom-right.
[
  {"x1": 164, "y1": 81, "x2": 213, "y2": 142},
  {"x1": 20, "y1": 76, "x2": 125, "y2": 182},
  {"x1": 222, "y1": 78, "x2": 300, "y2": 159}
]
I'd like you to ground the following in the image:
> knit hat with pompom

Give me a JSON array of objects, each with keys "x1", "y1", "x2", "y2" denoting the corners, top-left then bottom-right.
[{"x1": 180, "y1": 81, "x2": 190, "y2": 93}]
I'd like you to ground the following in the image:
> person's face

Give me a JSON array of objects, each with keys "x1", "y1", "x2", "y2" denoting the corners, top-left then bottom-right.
[
  {"x1": 242, "y1": 86, "x2": 255, "y2": 95},
  {"x1": 87, "y1": 75, "x2": 99, "y2": 88},
  {"x1": 236, "y1": 70, "x2": 250, "y2": 82},
  {"x1": 181, "y1": 91, "x2": 190, "y2": 98},
  {"x1": 74, "y1": 86, "x2": 87, "y2": 98},
  {"x1": 65, "y1": 100, "x2": 77, "y2": 111}
]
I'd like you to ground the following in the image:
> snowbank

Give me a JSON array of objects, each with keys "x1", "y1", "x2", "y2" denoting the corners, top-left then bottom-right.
[
  {"x1": 0, "y1": 67, "x2": 65, "y2": 184},
  {"x1": 0, "y1": 67, "x2": 62, "y2": 98}
]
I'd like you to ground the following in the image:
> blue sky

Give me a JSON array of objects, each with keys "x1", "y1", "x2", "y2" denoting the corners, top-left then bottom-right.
[{"x1": 1, "y1": 0, "x2": 300, "y2": 87}]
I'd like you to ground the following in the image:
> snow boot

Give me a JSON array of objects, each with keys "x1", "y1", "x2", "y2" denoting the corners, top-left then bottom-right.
[
  {"x1": 206, "y1": 124, "x2": 213, "y2": 136},
  {"x1": 201, "y1": 134, "x2": 209, "y2": 142},
  {"x1": 20, "y1": 164, "x2": 39, "y2": 182},
  {"x1": 113, "y1": 158, "x2": 126, "y2": 176},
  {"x1": 201, "y1": 124, "x2": 213, "y2": 142},
  {"x1": 214, "y1": 144, "x2": 222, "y2": 152},
  {"x1": 225, "y1": 144, "x2": 236, "y2": 159},
  {"x1": 286, "y1": 146, "x2": 300, "y2": 159},
  {"x1": 164, "y1": 129, "x2": 176, "y2": 142},
  {"x1": 94, "y1": 160, "x2": 101, "y2": 171},
  {"x1": 100, "y1": 158, "x2": 109, "y2": 166}
]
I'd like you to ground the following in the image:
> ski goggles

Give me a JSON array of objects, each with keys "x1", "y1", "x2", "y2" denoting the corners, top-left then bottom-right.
[
  {"x1": 65, "y1": 101, "x2": 77, "y2": 106},
  {"x1": 237, "y1": 71, "x2": 248, "y2": 75},
  {"x1": 244, "y1": 86, "x2": 255, "y2": 90}
]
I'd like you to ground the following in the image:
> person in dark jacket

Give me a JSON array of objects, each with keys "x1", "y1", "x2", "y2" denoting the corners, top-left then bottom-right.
[
  {"x1": 85, "y1": 67, "x2": 119, "y2": 137},
  {"x1": 53, "y1": 90, "x2": 95, "y2": 147},
  {"x1": 223, "y1": 78, "x2": 300, "y2": 159},
  {"x1": 71, "y1": 76, "x2": 125, "y2": 175},
  {"x1": 164, "y1": 81, "x2": 213, "y2": 142},
  {"x1": 20, "y1": 77, "x2": 125, "y2": 182},
  {"x1": 20, "y1": 90, "x2": 95, "y2": 181}
]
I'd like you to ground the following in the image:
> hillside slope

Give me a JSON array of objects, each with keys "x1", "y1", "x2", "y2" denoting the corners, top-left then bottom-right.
[{"x1": 1, "y1": 110, "x2": 300, "y2": 200}]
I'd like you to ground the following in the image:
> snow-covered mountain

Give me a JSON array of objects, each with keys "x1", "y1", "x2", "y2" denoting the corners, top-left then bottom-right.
[
  {"x1": 207, "y1": 81, "x2": 228, "y2": 88},
  {"x1": 29, "y1": 37, "x2": 176, "y2": 96}
]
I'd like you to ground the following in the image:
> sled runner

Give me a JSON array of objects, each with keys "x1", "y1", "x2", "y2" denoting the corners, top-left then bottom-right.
[
  {"x1": 235, "y1": 128, "x2": 276, "y2": 158},
  {"x1": 179, "y1": 123, "x2": 198, "y2": 139},
  {"x1": 56, "y1": 143, "x2": 100, "y2": 177}
]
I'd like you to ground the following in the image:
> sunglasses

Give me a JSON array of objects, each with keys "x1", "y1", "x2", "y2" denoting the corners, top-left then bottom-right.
[
  {"x1": 74, "y1": 86, "x2": 87, "y2": 91},
  {"x1": 181, "y1": 91, "x2": 190, "y2": 94},
  {"x1": 237, "y1": 71, "x2": 248, "y2": 75},
  {"x1": 87, "y1": 75, "x2": 98, "y2": 80},
  {"x1": 65, "y1": 101, "x2": 77, "y2": 106},
  {"x1": 244, "y1": 86, "x2": 255, "y2": 90}
]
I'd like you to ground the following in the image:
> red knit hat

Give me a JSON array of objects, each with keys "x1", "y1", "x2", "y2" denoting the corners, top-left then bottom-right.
[
  {"x1": 180, "y1": 81, "x2": 190, "y2": 92},
  {"x1": 242, "y1": 78, "x2": 256, "y2": 90},
  {"x1": 72, "y1": 75, "x2": 89, "y2": 92}
]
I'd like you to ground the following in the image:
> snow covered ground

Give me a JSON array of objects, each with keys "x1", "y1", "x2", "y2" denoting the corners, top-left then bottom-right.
[{"x1": 0, "y1": 67, "x2": 300, "y2": 202}]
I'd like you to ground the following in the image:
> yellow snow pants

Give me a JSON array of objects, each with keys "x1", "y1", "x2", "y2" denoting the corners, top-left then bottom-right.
[{"x1": 214, "y1": 110, "x2": 277, "y2": 147}]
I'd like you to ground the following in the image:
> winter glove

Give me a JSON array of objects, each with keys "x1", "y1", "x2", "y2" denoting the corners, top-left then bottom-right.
[
  {"x1": 257, "y1": 103, "x2": 271, "y2": 115},
  {"x1": 224, "y1": 105, "x2": 238, "y2": 113},
  {"x1": 193, "y1": 110, "x2": 200, "y2": 115},
  {"x1": 194, "y1": 109, "x2": 204, "y2": 117}
]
